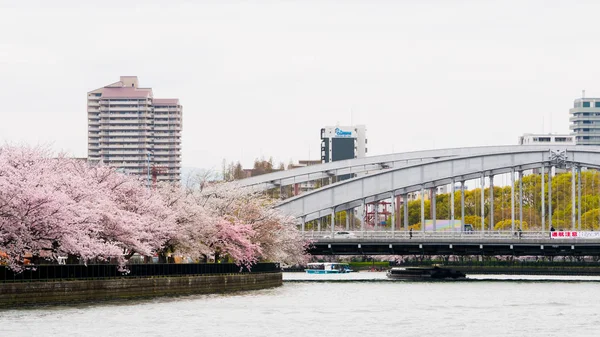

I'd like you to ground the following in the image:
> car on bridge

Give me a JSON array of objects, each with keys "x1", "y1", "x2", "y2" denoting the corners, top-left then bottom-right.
[{"x1": 324, "y1": 231, "x2": 357, "y2": 239}]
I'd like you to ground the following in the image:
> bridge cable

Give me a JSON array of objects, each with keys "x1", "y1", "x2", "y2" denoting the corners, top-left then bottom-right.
[
  {"x1": 529, "y1": 169, "x2": 532, "y2": 230},
  {"x1": 563, "y1": 169, "x2": 567, "y2": 229},
  {"x1": 501, "y1": 173, "x2": 505, "y2": 230}
]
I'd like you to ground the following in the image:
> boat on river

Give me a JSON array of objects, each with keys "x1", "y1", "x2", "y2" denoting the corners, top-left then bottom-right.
[
  {"x1": 305, "y1": 262, "x2": 353, "y2": 274},
  {"x1": 386, "y1": 266, "x2": 466, "y2": 280}
]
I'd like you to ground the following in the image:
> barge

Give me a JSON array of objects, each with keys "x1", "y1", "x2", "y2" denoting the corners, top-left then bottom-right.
[{"x1": 386, "y1": 266, "x2": 466, "y2": 280}]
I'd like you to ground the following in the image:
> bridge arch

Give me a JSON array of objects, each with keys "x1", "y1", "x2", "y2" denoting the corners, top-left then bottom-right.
[
  {"x1": 274, "y1": 146, "x2": 600, "y2": 223},
  {"x1": 239, "y1": 145, "x2": 572, "y2": 190}
]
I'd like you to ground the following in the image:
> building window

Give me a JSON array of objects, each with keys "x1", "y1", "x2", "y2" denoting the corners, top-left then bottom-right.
[
  {"x1": 583, "y1": 101, "x2": 591, "y2": 107},
  {"x1": 595, "y1": 102, "x2": 600, "y2": 108}
]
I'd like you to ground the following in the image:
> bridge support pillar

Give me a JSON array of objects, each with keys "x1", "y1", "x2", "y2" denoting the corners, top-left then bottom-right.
[
  {"x1": 331, "y1": 209, "x2": 335, "y2": 234},
  {"x1": 576, "y1": 166, "x2": 581, "y2": 230},
  {"x1": 519, "y1": 170, "x2": 523, "y2": 230},
  {"x1": 301, "y1": 216, "x2": 305, "y2": 233},
  {"x1": 451, "y1": 180, "x2": 455, "y2": 233},
  {"x1": 361, "y1": 199, "x2": 366, "y2": 234},
  {"x1": 403, "y1": 194, "x2": 408, "y2": 231},
  {"x1": 460, "y1": 181, "x2": 465, "y2": 232},
  {"x1": 317, "y1": 219, "x2": 321, "y2": 232},
  {"x1": 489, "y1": 175, "x2": 494, "y2": 231},
  {"x1": 346, "y1": 210, "x2": 350, "y2": 231},
  {"x1": 541, "y1": 165, "x2": 545, "y2": 233},
  {"x1": 421, "y1": 186, "x2": 425, "y2": 233},
  {"x1": 390, "y1": 192, "x2": 396, "y2": 236},
  {"x1": 432, "y1": 188, "x2": 437, "y2": 231},
  {"x1": 374, "y1": 200, "x2": 379, "y2": 229},
  {"x1": 481, "y1": 173, "x2": 485, "y2": 235},
  {"x1": 572, "y1": 166, "x2": 576, "y2": 230},
  {"x1": 549, "y1": 166, "x2": 553, "y2": 230},
  {"x1": 511, "y1": 168, "x2": 515, "y2": 233}
]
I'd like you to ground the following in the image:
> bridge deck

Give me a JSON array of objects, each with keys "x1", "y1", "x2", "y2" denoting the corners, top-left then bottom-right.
[{"x1": 304, "y1": 231, "x2": 600, "y2": 256}]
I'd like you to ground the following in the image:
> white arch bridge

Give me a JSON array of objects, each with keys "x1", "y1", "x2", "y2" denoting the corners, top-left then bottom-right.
[{"x1": 239, "y1": 145, "x2": 600, "y2": 256}]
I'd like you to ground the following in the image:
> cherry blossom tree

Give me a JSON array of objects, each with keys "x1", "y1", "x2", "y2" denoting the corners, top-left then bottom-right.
[
  {"x1": 190, "y1": 181, "x2": 309, "y2": 265},
  {"x1": 0, "y1": 146, "x2": 175, "y2": 271},
  {"x1": 0, "y1": 145, "x2": 309, "y2": 272}
]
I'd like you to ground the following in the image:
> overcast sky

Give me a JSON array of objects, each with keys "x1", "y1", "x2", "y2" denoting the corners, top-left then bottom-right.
[{"x1": 1, "y1": 1, "x2": 598, "y2": 172}]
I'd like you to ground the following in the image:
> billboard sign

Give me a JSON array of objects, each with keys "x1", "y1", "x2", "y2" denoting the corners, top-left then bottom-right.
[
  {"x1": 334, "y1": 128, "x2": 353, "y2": 137},
  {"x1": 323, "y1": 126, "x2": 356, "y2": 138},
  {"x1": 550, "y1": 231, "x2": 600, "y2": 239}
]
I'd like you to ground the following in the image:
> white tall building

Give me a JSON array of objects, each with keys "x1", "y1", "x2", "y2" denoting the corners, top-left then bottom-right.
[
  {"x1": 570, "y1": 97, "x2": 600, "y2": 145},
  {"x1": 87, "y1": 76, "x2": 182, "y2": 183}
]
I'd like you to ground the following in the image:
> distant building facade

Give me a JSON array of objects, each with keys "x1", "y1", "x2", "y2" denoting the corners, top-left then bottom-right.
[
  {"x1": 87, "y1": 76, "x2": 182, "y2": 183},
  {"x1": 320, "y1": 125, "x2": 367, "y2": 163},
  {"x1": 518, "y1": 133, "x2": 575, "y2": 145},
  {"x1": 288, "y1": 159, "x2": 322, "y2": 193},
  {"x1": 320, "y1": 125, "x2": 367, "y2": 181},
  {"x1": 570, "y1": 97, "x2": 600, "y2": 145}
]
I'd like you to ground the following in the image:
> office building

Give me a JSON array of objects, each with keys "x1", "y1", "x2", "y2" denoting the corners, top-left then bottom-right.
[
  {"x1": 87, "y1": 76, "x2": 182, "y2": 183},
  {"x1": 320, "y1": 125, "x2": 367, "y2": 181},
  {"x1": 320, "y1": 125, "x2": 367, "y2": 162},
  {"x1": 570, "y1": 97, "x2": 600, "y2": 145}
]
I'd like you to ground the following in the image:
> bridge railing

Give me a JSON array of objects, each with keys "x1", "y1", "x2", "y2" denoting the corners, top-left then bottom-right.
[{"x1": 301, "y1": 230, "x2": 584, "y2": 241}]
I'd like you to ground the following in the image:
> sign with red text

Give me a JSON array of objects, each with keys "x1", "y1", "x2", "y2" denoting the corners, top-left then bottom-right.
[{"x1": 550, "y1": 231, "x2": 600, "y2": 239}]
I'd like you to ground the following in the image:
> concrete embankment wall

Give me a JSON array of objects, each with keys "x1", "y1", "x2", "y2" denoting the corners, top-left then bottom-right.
[
  {"x1": 0, "y1": 272, "x2": 282, "y2": 308},
  {"x1": 452, "y1": 266, "x2": 600, "y2": 276}
]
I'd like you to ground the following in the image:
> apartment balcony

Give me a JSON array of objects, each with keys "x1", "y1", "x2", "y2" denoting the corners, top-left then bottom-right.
[
  {"x1": 102, "y1": 138, "x2": 152, "y2": 143},
  {"x1": 153, "y1": 138, "x2": 178, "y2": 144},
  {"x1": 87, "y1": 101, "x2": 100, "y2": 107},
  {"x1": 107, "y1": 144, "x2": 149, "y2": 149},
  {"x1": 100, "y1": 134, "x2": 147, "y2": 139},
  {"x1": 103, "y1": 156, "x2": 148, "y2": 162},
  {"x1": 154, "y1": 132, "x2": 181, "y2": 137},
  {"x1": 100, "y1": 100, "x2": 145, "y2": 105},
  {"x1": 102, "y1": 151, "x2": 144, "y2": 156},
  {"x1": 102, "y1": 106, "x2": 141, "y2": 112},
  {"x1": 101, "y1": 125, "x2": 142, "y2": 130},
  {"x1": 153, "y1": 106, "x2": 180, "y2": 111}
]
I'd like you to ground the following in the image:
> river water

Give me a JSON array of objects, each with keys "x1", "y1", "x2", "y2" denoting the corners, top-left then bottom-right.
[{"x1": 2, "y1": 273, "x2": 600, "y2": 337}]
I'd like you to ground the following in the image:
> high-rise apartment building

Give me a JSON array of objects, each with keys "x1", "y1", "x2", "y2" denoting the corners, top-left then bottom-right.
[
  {"x1": 570, "y1": 97, "x2": 600, "y2": 145},
  {"x1": 87, "y1": 76, "x2": 182, "y2": 183}
]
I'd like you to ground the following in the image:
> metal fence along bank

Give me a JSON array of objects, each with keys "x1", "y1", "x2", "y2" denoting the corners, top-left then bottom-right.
[{"x1": 0, "y1": 263, "x2": 281, "y2": 282}]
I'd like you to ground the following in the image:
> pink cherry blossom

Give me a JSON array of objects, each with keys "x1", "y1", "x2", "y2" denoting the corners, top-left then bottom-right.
[{"x1": 0, "y1": 145, "x2": 309, "y2": 272}]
